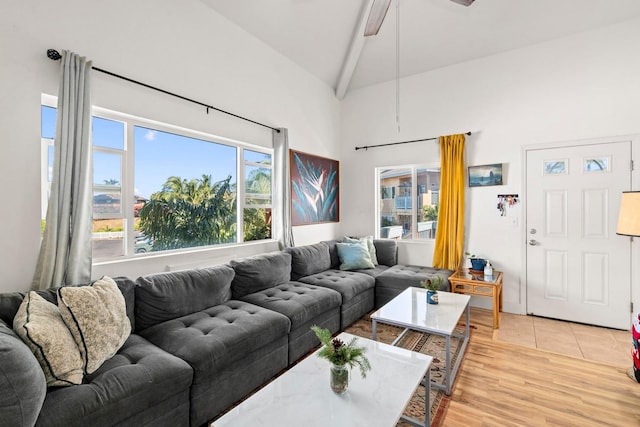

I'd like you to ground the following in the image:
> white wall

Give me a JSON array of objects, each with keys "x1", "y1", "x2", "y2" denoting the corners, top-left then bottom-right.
[
  {"x1": 341, "y1": 18, "x2": 640, "y2": 314},
  {"x1": 0, "y1": 0, "x2": 341, "y2": 292}
]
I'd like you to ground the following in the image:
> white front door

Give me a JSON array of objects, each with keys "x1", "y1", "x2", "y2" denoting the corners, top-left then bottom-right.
[{"x1": 526, "y1": 141, "x2": 632, "y2": 329}]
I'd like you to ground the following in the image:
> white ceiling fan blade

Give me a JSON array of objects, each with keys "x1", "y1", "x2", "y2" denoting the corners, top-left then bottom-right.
[
  {"x1": 364, "y1": 0, "x2": 392, "y2": 37},
  {"x1": 450, "y1": 0, "x2": 476, "y2": 6}
]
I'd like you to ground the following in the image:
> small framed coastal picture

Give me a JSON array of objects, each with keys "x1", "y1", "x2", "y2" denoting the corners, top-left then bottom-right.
[{"x1": 468, "y1": 163, "x2": 503, "y2": 187}]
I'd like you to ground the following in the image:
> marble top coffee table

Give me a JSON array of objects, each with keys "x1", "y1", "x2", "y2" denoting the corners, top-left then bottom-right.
[
  {"x1": 371, "y1": 288, "x2": 470, "y2": 395},
  {"x1": 212, "y1": 332, "x2": 433, "y2": 427}
]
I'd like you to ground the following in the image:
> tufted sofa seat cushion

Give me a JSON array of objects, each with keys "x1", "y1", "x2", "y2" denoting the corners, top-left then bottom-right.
[
  {"x1": 240, "y1": 282, "x2": 342, "y2": 363},
  {"x1": 377, "y1": 265, "x2": 453, "y2": 291},
  {"x1": 240, "y1": 282, "x2": 341, "y2": 331},
  {"x1": 139, "y1": 300, "x2": 290, "y2": 374},
  {"x1": 353, "y1": 265, "x2": 391, "y2": 278},
  {"x1": 297, "y1": 270, "x2": 375, "y2": 329},
  {"x1": 375, "y1": 264, "x2": 453, "y2": 308},
  {"x1": 297, "y1": 270, "x2": 375, "y2": 300},
  {"x1": 36, "y1": 334, "x2": 193, "y2": 427},
  {"x1": 139, "y1": 300, "x2": 289, "y2": 426}
]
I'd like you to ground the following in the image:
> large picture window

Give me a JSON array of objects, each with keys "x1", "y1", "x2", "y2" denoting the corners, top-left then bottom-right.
[
  {"x1": 377, "y1": 166, "x2": 440, "y2": 240},
  {"x1": 40, "y1": 100, "x2": 273, "y2": 260}
]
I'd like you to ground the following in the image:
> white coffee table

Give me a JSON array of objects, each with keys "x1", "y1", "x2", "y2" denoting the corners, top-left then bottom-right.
[
  {"x1": 212, "y1": 332, "x2": 433, "y2": 427},
  {"x1": 371, "y1": 288, "x2": 470, "y2": 395}
]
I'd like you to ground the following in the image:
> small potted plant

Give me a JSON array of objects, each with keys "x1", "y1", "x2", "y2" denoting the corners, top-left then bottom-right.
[
  {"x1": 465, "y1": 252, "x2": 486, "y2": 272},
  {"x1": 421, "y1": 276, "x2": 444, "y2": 304},
  {"x1": 311, "y1": 326, "x2": 371, "y2": 394}
]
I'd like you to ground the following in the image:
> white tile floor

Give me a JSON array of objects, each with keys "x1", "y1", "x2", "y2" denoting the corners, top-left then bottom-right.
[{"x1": 495, "y1": 312, "x2": 630, "y2": 368}]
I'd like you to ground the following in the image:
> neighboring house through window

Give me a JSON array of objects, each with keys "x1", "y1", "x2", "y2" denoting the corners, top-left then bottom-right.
[{"x1": 377, "y1": 166, "x2": 440, "y2": 240}]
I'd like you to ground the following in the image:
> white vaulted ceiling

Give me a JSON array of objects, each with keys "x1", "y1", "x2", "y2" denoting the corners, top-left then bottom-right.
[{"x1": 200, "y1": 0, "x2": 640, "y2": 97}]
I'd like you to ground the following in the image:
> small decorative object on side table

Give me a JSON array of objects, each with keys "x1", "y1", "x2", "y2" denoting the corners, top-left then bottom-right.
[
  {"x1": 465, "y1": 252, "x2": 487, "y2": 273},
  {"x1": 421, "y1": 276, "x2": 444, "y2": 304},
  {"x1": 311, "y1": 326, "x2": 371, "y2": 394},
  {"x1": 449, "y1": 268, "x2": 503, "y2": 328}
]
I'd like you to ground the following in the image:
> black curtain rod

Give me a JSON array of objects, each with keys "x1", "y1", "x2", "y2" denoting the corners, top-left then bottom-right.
[
  {"x1": 46, "y1": 49, "x2": 280, "y2": 133},
  {"x1": 355, "y1": 131, "x2": 471, "y2": 151}
]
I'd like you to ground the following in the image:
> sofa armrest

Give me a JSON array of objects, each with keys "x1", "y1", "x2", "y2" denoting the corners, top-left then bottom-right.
[{"x1": 0, "y1": 320, "x2": 46, "y2": 427}]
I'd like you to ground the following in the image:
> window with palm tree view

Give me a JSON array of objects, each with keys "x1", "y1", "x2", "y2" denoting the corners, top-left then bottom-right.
[
  {"x1": 377, "y1": 166, "x2": 440, "y2": 240},
  {"x1": 41, "y1": 103, "x2": 273, "y2": 259}
]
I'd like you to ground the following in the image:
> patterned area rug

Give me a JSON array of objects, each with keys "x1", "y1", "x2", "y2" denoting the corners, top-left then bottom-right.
[{"x1": 344, "y1": 316, "x2": 472, "y2": 427}]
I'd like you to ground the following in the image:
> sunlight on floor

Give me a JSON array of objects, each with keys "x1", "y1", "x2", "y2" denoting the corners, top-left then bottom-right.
[{"x1": 494, "y1": 311, "x2": 630, "y2": 368}]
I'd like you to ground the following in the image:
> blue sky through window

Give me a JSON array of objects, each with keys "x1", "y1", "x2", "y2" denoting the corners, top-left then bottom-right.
[
  {"x1": 41, "y1": 106, "x2": 238, "y2": 200},
  {"x1": 134, "y1": 126, "x2": 237, "y2": 199}
]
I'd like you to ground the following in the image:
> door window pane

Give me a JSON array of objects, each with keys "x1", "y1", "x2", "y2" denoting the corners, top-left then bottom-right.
[{"x1": 584, "y1": 157, "x2": 610, "y2": 173}]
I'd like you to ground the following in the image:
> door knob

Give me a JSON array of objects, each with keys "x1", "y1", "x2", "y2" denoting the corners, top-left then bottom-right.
[{"x1": 528, "y1": 239, "x2": 538, "y2": 246}]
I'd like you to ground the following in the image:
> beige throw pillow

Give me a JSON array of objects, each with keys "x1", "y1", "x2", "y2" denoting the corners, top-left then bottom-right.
[
  {"x1": 13, "y1": 292, "x2": 84, "y2": 387},
  {"x1": 58, "y1": 276, "x2": 131, "y2": 374}
]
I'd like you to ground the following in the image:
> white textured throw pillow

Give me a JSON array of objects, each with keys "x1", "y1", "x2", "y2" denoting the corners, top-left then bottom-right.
[
  {"x1": 58, "y1": 276, "x2": 131, "y2": 374},
  {"x1": 13, "y1": 292, "x2": 84, "y2": 387}
]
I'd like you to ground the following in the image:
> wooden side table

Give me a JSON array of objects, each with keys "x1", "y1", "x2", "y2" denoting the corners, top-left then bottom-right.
[{"x1": 449, "y1": 269, "x2": 503, "y2": 328}]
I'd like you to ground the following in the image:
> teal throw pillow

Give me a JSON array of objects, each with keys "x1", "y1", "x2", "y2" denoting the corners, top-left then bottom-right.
[
  {"x1": 342, "y1": 236, "x2": 378, "y2": 266},
  {"x1": 336, "y1": 242, "x2": 375, "y2": 271}
]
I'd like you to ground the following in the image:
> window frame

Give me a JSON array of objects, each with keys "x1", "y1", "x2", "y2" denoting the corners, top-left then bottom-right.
[
  {"x1": 41, "y1": 96, "x2": 275, "y2": 261},
  {"x1": 375, "y1": 163, "x2": 441, "y2": 241}
]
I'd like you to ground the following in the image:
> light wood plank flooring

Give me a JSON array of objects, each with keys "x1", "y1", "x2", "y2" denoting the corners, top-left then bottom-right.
[
  {"x1": 446, "y1": 308, "x2": 640, "y2": 426},
  {"x1": 496, "y1": 312, "x2": 629, "y2": 367}
]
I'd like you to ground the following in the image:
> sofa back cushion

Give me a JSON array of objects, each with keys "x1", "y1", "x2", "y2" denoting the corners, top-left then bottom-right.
[
  {"x1": 0, "y1": 319, "x2": 46, "y2": 425},
  {"x1": 284, "y1": 242, "x2": 332, "y2": 280},
  {"x1": 373, "y1": 239, "x2": 398, "y2": 266},
  {"x1": 230, "y1": 252, "x2": 292, "y2": 299},
  {"x1": 135, "y1": 265, "x2": 234, "y2": 331}
]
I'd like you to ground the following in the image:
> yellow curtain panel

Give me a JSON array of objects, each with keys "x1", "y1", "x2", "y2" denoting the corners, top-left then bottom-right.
[{"x1": 433, "y1": 134, "x2": 466, "y2": 270}]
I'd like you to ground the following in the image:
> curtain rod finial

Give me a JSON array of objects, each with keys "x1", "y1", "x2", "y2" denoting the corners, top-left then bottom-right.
[{"x1": 47, "y1": 49, "x2": 62, "y2": 61}]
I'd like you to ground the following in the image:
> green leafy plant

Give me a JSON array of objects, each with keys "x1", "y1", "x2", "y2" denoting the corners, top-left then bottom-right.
[
  {"x1": 422, "y1": 204, "x2": 438, "y2": 221},
  {"x1": 138, "y1": 174, "x2": 237, "y2": 250},
  {"x1": 311, "y1": 326, "x2": 371, "y2": 378},
  {"x1": 465, "y1": 251, "x2": 482, "y2": 259},
  {"x1": 421, "y1": 275, "x2": 444, "y2": 292}
]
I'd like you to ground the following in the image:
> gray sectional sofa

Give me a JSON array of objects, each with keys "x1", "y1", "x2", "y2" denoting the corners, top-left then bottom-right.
[{"x1": 0, "y1": 238, "x2": 452, "y2": 427}]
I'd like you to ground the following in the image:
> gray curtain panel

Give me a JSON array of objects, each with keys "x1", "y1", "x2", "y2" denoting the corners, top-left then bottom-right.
[
  {"x1": 33, "y1": 50, "x2": 93, "y2": 290},
  {"x1": 272, "y1": 128, "x2": 294, "y2": 249}
]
